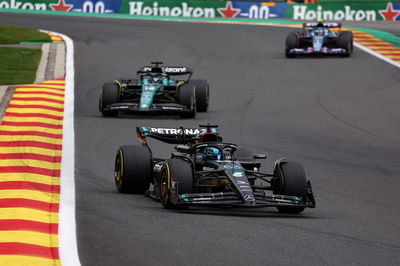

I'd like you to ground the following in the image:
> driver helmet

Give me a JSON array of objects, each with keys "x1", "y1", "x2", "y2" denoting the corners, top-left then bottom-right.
[
  {"x1": 203, "y1": 147, "x2": 221, "y2": 160},
  {"x1": 316, "y1": 19, "x2": 324, "y2": 28},
  {"x1": 153, "y1": 76, "x2": 162, "y2": 83}
]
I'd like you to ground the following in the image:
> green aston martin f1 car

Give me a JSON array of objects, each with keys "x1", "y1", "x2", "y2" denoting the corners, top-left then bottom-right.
[{"x1": 99, "y1": 61, "x2": 209, "y2": 118}]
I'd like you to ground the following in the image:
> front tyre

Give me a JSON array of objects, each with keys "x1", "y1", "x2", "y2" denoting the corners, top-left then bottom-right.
[
  {"x1": 338, "y1": 31, "x2": 353, "y2": 57},
  {"x1": 190, "y1": 79, "x2": 209, "y2": 112},
  {"x1": 177, "y1": 84, "x2": 196, "y2": 118},
  {"x1": 114, "y1": 145, "x2": 152, "y2": 194},
  {"x1": 99, "y1": 82, "x2": 120, "y2": 117},
  {"x1": 285, "y1": 32, "x2": 299, "y2": 58},
  {"x1": 160, "y1": 159, "x2": 193, "y2": 209},
  {"x1": 273, "y1": 161, "x2": 307, "y2": 214}
]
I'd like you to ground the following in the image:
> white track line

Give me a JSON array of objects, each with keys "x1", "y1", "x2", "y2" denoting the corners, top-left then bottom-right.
[
  {"x1": 353, "y1": 42, "x2": 400, "y2": 69},
  {"x1": 41, "y1": 30, "x2": 81, "y2": 266}
]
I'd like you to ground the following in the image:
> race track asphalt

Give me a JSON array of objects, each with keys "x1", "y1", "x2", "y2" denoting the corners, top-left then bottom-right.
[{"x1": 1, "y1": 13, "x2": 400, "y2": 266}]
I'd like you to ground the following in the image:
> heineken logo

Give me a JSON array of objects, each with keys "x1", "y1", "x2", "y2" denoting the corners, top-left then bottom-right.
[
  {"x1": 0, "y1": 0, "x2": 46, "y2": 10},
  {"x1": 129, "y1": 1, "x2": 216, "y2": 18},
  {"x1": 292, "y1": 5, "x2": 377, "y2": 21}
]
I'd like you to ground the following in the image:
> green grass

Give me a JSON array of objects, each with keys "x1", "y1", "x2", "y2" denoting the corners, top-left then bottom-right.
[
  {"x1": 0, "y1": 24, "x2": 51, "y2": 44},
  {"x1": 0, "y1": 47, "x2": 41, "y2": 85}
]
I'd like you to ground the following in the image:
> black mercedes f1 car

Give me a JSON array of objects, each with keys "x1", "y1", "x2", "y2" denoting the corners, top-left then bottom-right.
[
  {"x1": 114, "y1": 125, "x2": 316, "y2": 213},
  {"x1": 99, "y1": 62, "x2": 209, "y2": 118}
]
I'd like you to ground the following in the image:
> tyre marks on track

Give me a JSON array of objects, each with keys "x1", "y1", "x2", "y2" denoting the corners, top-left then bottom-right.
[{"x1": 0, "y1": 79, "x2": 65, "y2": 266}]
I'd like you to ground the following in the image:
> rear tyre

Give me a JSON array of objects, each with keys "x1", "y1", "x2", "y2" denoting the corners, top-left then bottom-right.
[
  {"x1": 178, "y1": 84, "x2": 196, "y2": 118},
  {"x1": 160, "y1": 159, "x2": 193, "y2": 209},
  {"x1": 273, "y1": 161, "x2": 307, "y2": 214},
  {"x1": 114, "y1": 145, "x2": 152, "y2": 194},
  {"x1": 285, "y1": 32, "x2": 299, "y2": 58},
  {"x1": 100, "y1": 82, "x2": 120, "y2": 117},
  {"x1": 190, "y1": 79, "x2": 209, "y2": 112},
  {"x1": 338, "y1": 31, "x2": 353, "y2": 57}
]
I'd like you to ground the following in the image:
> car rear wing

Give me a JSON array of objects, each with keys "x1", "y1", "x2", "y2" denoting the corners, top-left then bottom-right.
[
  {"x1": 137, "y1": 66, "x2": 193, "y2": 76},
  {"x1": 303, "y1": 22, "x2": 341, "y2": 29},
  {"x1": 136, "y1": 126, "x2": 218, "y2": 144}
]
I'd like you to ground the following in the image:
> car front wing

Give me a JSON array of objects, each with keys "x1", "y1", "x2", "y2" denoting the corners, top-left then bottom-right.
[
  {"x1": 169, "y1": 182, "x2": 316, "y2": 208},
  {"x1": 288, "y1": 47, "x2": 347, "y2": 55},
  {"x1": 102, "y1": 102, "x2": 192, "y2": 115}
]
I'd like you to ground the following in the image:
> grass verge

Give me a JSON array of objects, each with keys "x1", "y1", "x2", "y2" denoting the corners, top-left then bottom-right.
[
  {"x1": 0, "y1": 47, "x2": 41, "y2": 85},
  {"x1": 0, "y1": 24, "x2": 51, "y2": 44}
]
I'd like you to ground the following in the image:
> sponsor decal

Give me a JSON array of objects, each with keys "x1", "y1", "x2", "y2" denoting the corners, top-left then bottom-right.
[
  {"x1": 379, "y1": 2, "x2": 400, "y2": 21},
  {"x1": 235, "y1": 1, "x2": 287, "y2": 19},
  {"x1": 164, "y1": 67, "x2": 187, "y2": 73},
  {"x1": 291, "y1": 4, "x2": 377, "y2": 21},
  {"x1": 110, "y1": 105, "x2": 129, "y2": 109},
  {"x1": 232, "y1": 171, "x2": 244, "y2": 177},
  {"x1": 288, "y1": 3, "x2": 400, "y2": 21},
  {"x1": 0, "y1": 0, "x2": 47, "y2": 10},
  {"x1": 128, "y1": 1, "x2": 216, "y2": 17},
  {"x1": 217, "y1": 1, "x2": 240, "y2": 18},
  {"x1": 193, "y1": 197, "x2": 212, "y2": 201},
  {"x1": 223, "y1": 164, "x2": 241, "y2": 169},
  {"x1": 143, "y1": 85, "x2": 155, "y2": 91},
  {"x1": 71, "y1": 0, "x2": 119, "y2": 13},
  {"x1": 50, "y1": 0, "x2": 72, "y2": 11},
  {"x1": 162, "y1": 106, "x2": 181, "y2": 110},
  {"x1": 149, "y1": 127, "x2": 205, "y2": 135},
  {"x1": 244, "y1": 195, "x2": 255, "y2": 201}
]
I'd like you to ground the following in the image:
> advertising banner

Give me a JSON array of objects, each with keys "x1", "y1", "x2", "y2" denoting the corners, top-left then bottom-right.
[
  {"x1": 286, "y1": 2, "x2": 400, "y2": 21},
  {"x1": 100, "y1": 0, "x2": 288, "y2": 20},
  {"x1": 0, "y1": 0, "x2": 399, "y2": 21},
  {"x1": 0, "y1": 0, "x2": 288, "y2": 18}
]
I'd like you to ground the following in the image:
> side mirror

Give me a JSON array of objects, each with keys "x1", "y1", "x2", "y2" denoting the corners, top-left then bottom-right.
[{"x1": 253, "y1": 154, "x2": 267, "y2": 159}]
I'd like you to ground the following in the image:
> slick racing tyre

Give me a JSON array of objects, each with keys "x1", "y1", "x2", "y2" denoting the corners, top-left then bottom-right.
[
  {"x1": 160, "y1": 159, "x2": 193, "y2": 209},
  {"x1": 273, "y1": 161, "x2": 307, "y2": 214},
  {"x1": 285, "y1": 32, "x2": 299, "y2": 58},
  {"x1": 338, "y1": 31, "x2": 353, "y2": 57},
  {"x1": 178, "y1": 84, "x2": 196, "y2": 118},
  {"x1": 189, "y1": 79, "x2": 209, "y2": 112},
  {"x1": 114, "y1": 145, "x2": 152, "y2": 194},
  {"x1": 99, "y1": 82, "x2": 120, "y2": 117}
]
